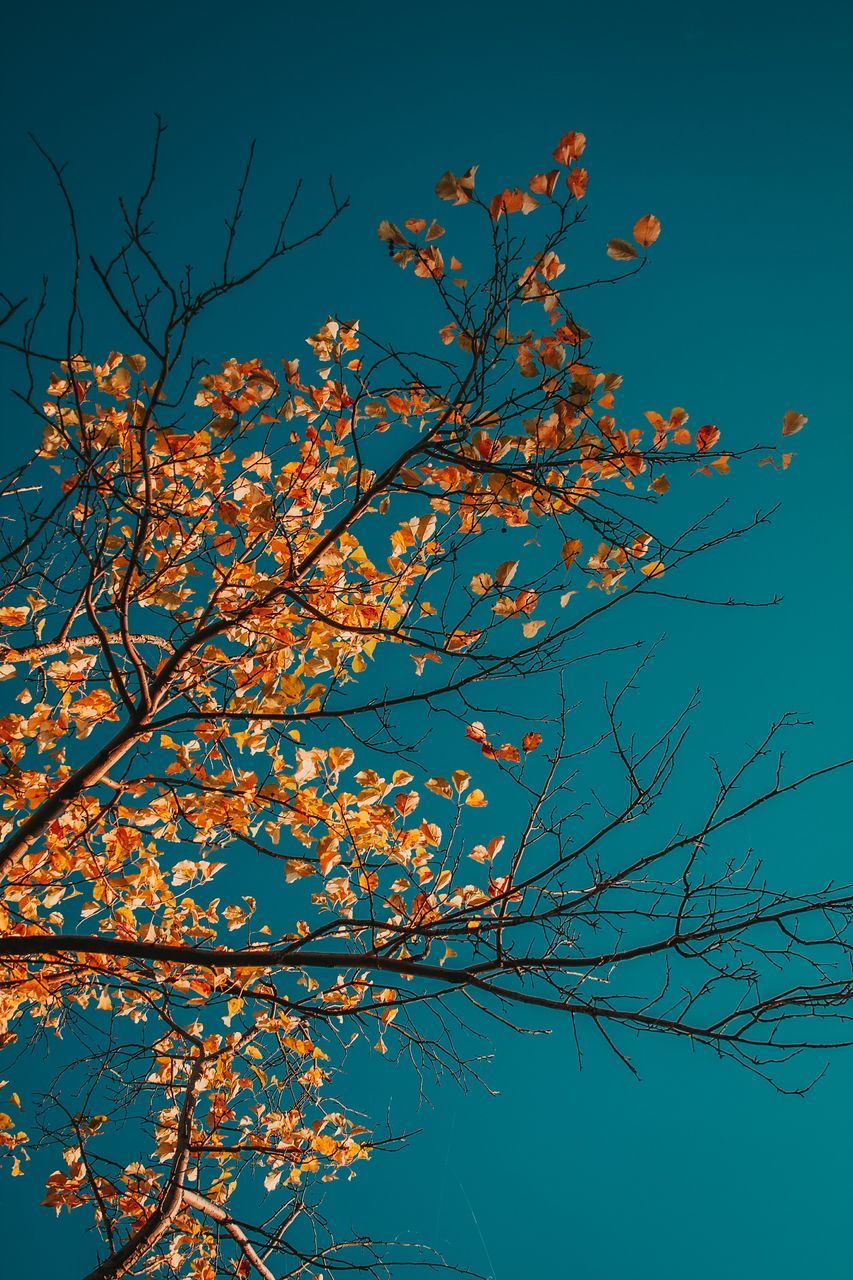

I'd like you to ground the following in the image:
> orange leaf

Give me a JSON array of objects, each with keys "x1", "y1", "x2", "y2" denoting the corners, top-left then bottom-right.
[
  {"x1": 641, "y1": 560, "x2": 666, "y2": 579},
  {"x1": 490, "y1": 189, "x2": 539, "y2": 221},
  {"x1": 567, "y1": 168, "x2": 589, "y2": 199},
  {"x1": 695, "y1": 425, "x2": 720, "y2": 452},
  {"x1": 530, "y1": 170, "x2": 559, "y2": 197},
  {"x1": 395, "y1": 791, "x2": 420, "y2": 818},
  {"x1": 782, "y1": 410, "x2": 807, "y2": 436},
  {"x1": 633, "y1": 214, "x2": 661, "y2": 247},
  {"x1": 553, "y1": 131, "x2": 587, "y2": 165},
  {"x1": 561, "y1": 538, "x2": 583, "y2": 570}
]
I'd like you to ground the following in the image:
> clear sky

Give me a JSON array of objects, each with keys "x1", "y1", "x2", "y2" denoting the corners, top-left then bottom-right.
[{"x1": 1, "y1": 1, "x2": 851, "y2": 1276}]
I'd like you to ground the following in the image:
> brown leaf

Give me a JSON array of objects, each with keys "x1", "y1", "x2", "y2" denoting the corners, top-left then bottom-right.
[
  {"x1": 435, "y1": 166, "x2": 478, "y2": 204},
  {"x1": 607, "y1": 239, "x2": 638, "y2": 262},
  {"x1": 377, "y1": 219, "x2": 409, "y2": 246},
  {"x1": 495, "y1": 560, "x2": 519, "y2": 588},
  {"x1": 782, "y1": 410, "x2": 808, "y2": 436}
]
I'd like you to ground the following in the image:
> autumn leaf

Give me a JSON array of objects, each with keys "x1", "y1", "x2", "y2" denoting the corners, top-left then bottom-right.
[
  {"x1": 782, "y1": 410, "x2": 808, "y2": 436},
  {"x1": 490, "y1": 189, "x2": 539, "y2": 221},
  {"x1": 522, "y1": 619, "x2": 546, "y2": 638},
  {"x1": 561, "y1": 539, "x2": 583, "y2": 570},
  {"x1": 553, "y1": 131, "x2": 587, "y2": 165},
  {"x1": 328, "y1": 747, "x2": 355, "y2": 773},
  {"x1": 466, "y1": 721, "x2": 490, "y2": 746},
  {"x1": 641, "y1": 560, "x2": 666, "y2": 579},
  {"x1": 530, "y1": 170, "x2": 559, "y2": 197},
  {"x1": 0, "y1": 607, "x2": 30, "y2": 628},
  {"x1": 377, "y1": 220, "x2": 409, "y2": 246},
  {"x1": 414, "y1": 246, "x2": 444, "y2": 279},
  {"x1": 495, "y1": 560, "x2": 519, "y2": 588},
  {"x1": 395, "y1": 791, "x2": 420, "y2": 818},
  {"x1": 633, "y1": 214, "x2": 661, "y2": 247},
  {"x1": 470, "y1": 572, "x2": 493, "y2": 595},
  {"x1": 435, "y1": 166, "x2": 478, "y2": 204},
  {"x1": 695, "y1": 424, "x2": 720, "y2": 452},
  {"x1": 607, "y1": 239, "x2": 638, "y2": 261},
  {"x1": 567, "y1": 168, "x2": 589, "y2": 199}
]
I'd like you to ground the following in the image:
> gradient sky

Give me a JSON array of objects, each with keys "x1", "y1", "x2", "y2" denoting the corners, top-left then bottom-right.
[{"x1": 1, "y1": 1, "x2": 852, "y2": 1276}]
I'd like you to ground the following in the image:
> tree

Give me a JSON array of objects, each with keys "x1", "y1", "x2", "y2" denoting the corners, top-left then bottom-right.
[{"x1": 0, "y1": 123, "x2": 848, "y2": 1279}]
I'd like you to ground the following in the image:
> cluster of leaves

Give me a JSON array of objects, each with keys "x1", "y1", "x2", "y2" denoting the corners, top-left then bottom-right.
[{"x1": 0, "y1": 126, "x2": 826, "y2": 1280}]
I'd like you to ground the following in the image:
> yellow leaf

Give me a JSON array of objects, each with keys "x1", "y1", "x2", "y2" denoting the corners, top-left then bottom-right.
[
  {"x1": 328, "y1": 747, "x2": 355, "y2": 773},
  {"x1": 641, "y1": 560, "x2": 666, "y2": 579},
  {"x1": 522, "y1": 619, "x2": 546, "y2": 638}
]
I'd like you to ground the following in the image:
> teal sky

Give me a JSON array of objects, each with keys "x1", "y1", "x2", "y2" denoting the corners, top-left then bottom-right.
[{"x1": 1, "y1": 1, "x2": 852, "y2": 1275}]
